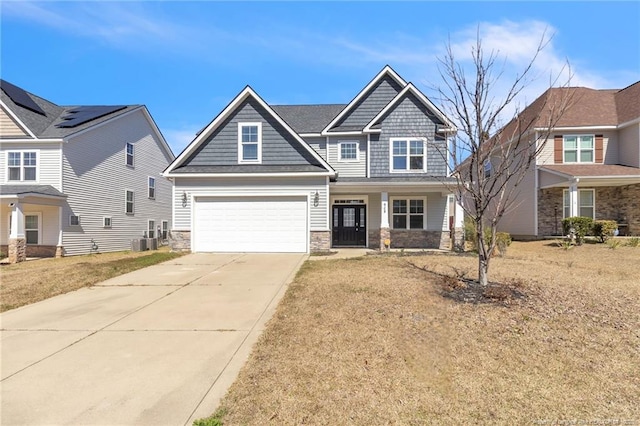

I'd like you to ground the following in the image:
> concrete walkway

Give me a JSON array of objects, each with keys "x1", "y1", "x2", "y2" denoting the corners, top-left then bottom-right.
[{"x1": 0, "y1": 252, "x2": 306, "y2": 426}]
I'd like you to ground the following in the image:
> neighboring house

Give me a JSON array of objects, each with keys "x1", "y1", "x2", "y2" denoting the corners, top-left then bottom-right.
[
  {"x1": 163, "y1": 66, "x2": 460, "y2": 253},
  {"x1": 496, "y1": 81, "x2": 640, "y2": 238},
  {"x1": 0, "y1": 80, "x2": 174, "y2": 262}
]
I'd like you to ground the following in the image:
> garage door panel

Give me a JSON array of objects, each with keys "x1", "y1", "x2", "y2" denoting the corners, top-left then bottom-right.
[{"x1": 193, "y1": 197, "x2": 307, "y2": 253}]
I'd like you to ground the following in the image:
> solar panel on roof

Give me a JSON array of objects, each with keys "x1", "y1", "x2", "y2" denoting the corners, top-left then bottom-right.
[
  {"x1": 55, "y1": 105, "x2": 127, "y2": 128},
  {"x1": 0, "y1": 80, "x2": 46, "y2": 116}
]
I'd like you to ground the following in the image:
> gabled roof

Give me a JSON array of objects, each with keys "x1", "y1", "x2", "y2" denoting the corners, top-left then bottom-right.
[
  {"x1": 363, "y1": 83, "x2": 457, "y2": 133},
  {"x1": 615, "y1": 81, "x2": 640, "y2": 125},
  {"x1": 0, "y1": 79, "x2": 140, "y2": 139},
  {"x1": 164, "y1": 86, "x2": 335, "y2": 177},
  {"x1": 321, "y1": 65, "x2": 407, "y2": 134},
  {"x1": 271, "y1": 104, "x2": 346, "y2": 134}
]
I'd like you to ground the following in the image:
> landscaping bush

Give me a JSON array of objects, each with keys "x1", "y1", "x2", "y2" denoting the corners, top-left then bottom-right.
[
  {"x1": 562, "y1": 216, "x2": 594, "y2": 245},
  {"x1": 492, "y1": 232, "x2": 512, "y2": 257},
  {"x1": 592, "y1": 220, "x2": 618, "y2": 243},
  {"x1": 462, "y1": 217, "x2": 512, "y2": 256}
]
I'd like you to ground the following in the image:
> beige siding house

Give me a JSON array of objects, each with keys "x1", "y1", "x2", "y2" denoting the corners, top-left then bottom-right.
[
  {"x1": 1, "y1": 80, "x2": 174, "y2": 262},
  {"x1": 496, "y1": 82, "x2": 640, "y2": 238}
]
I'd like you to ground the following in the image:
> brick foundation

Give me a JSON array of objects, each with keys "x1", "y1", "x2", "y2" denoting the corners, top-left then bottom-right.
[
  {"x1": 310, "y1": 231, "x2": 331, "y2": 252},
  {"x1": 380, "y1": 227, "x2": 391, "y2": 251},
  {"x1": 389, "y1": 230, "x2": 445, "y2": 249},
  {"x1": 8, "y1": 238, "x2": 26, "y2": 263},
  {"x1": 169, "y1": 230, "x2": 191, "y2": 252}
]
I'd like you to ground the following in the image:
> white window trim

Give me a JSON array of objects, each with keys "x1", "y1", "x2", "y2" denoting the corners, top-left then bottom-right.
[
  {"x1": 390, "y1": 196, "x2": 428, "y2": 230},
  {"x1": 563, "y1": 135, "x2": 595, "y2": 164},
  {"x1": 238, "y1": 122, "x2": 262, "y2": 164},
  {"x1": 125, "y1": 189, "x2": 135, "y2": 215},
  {"x1": 338, "y1": 141, "x2": 360, "y2": 162},
  {"x1": 24, "y1": 212, "x2": 42, "y2": 245},
  {"x1": 103, "y1": 216, "x2": 112, "y2": 228},
  {"x1": 161, "y1": 220, "x2": 169, "y2": 240},
  {"x1": 563, "y1": 188, "x2": 595, "y2": 219},
  {"x1": 389, "y1": 138, "x2": 427, "y2": 173},
  {"x1": 147, "y1": 219, "x2": 156, "y2": 239},
  {"x1": 125, "y1": 142, "x2": 134, "y2": 167},
  {"x1": 69, "y1": 215, "x2": 81, "y2": 226},
  {"x1": 6, "y1": 150, "x2": 39, "y2": 182},
  {"x1": 148, "y1": 176, "x2": 156, "y2": 200}
]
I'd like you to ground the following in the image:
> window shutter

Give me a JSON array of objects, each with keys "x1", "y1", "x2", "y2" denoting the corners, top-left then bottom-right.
[
  {"x1": 553, "y1": 135, "x2": 563, "y2": 163},
  {"x1": 595, "y1": 135, "x2": 604, "y2": 163}
]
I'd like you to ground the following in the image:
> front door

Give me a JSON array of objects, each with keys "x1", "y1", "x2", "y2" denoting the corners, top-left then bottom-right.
[{"x1": 332, "y1": 204, "x2": 366, "y2": 246}]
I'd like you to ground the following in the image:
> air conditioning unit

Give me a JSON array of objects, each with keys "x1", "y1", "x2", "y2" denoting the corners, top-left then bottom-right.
[
  {"x1": 131, "y1": 239, "x2": 148, "y2": 252},
  {"x1": 147, "y1": 238, "x2": 158, "y2": 251}
]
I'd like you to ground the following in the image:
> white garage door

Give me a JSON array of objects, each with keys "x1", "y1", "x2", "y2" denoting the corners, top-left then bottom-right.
[{"x1": 193, "y1": 196, "x2": 308, "y2": 253}]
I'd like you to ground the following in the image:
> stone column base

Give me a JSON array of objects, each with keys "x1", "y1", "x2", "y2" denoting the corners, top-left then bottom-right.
[
  {"x1": 8, "y1": 237, "x2": 26, "y2": 263},
  {"x1": 310, "y1": 231, "x2": 331, "y2": 252},
  {"x1": 169, "y1": 230, "x2": 191, "y2": 252},
  {"x1": 452, "y1": 227, "x2": 464, "y2": 252},
  {"x1": 380, "y1": 228, "x2": 390, "y2": 251},
  {"x1": 55, "y1": 245, "x2": 65, "y2": 258}
]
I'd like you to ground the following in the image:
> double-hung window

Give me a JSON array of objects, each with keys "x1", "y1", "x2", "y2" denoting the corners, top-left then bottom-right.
[
  {"x1": 161, "y1": 220, "x2": 168, "y2": 240},
  {"x1": 148, "y1": 220, "x2": 155, "y2": 239},
  {"x1": 148, "y1": 177, "x2": 156, "y2": 199},
  {"x1": 392, "y1": 198, "x2": 426, "y2": 229},
  {"x1": 339, "y1": 141, "x2": 359, "y2": 161},
  {"x1": 25, "y1": 214, "x2": 39, "y2": 245},
  {"x1": 125, "y1": 190, "x2": 135, "y2": 215},
  {"x1": 126, "y1": 143, "x2": 134, "y2": 166},
  {"x1": 391, "y1": 139, "x2": 425, "y2": 172},
  {"x1": 563, "y1": 135, "x2": 594, "y2": 163},
  {"x1": 563, "y1": 189, "x2": 595, "y2": 219},
  {"x1": 7, "y1": 151, "x2": 37, "y2": 181},
  {"x1": 238, "y1": 122, "x2": 262, "y2": 163}
]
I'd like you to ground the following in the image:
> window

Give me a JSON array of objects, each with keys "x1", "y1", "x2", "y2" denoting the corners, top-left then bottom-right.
[
  {"x1": 148, "y1": 177, "x2": 156, "y2": 199},
  {"x1": 126, "y1": 143, "x2": 134, "y2": 166},
  {"x1": 391, "y1": 139, "x2": 425, "y2": 172},
  {"x1": 103, "y1": 217, "x2": 112, "y2": 228},
  {"x1": 392, "y1": 198, "x2": 426, "y2": 229},
  {"x1": 69, "y1": 215, "x2": 80, "y2": 226},
  {"x1": 148, "y1": 220, "x2": 155, "y2": 239},
  {"x1": 7, "y1": 151, "x2": 37, "y2": 181},
  {"x1": 339, "y1": 142, "x2": 359, "y2": 161},
  {"x1": 25, "y1": 214, "x2": 39, "y2": 245},
  {"x1": 238, "y1": 122, "x2": 262, "y2": 163},
  {"x1": 564, "y1": 135, "x2": 594, "y2": 163},
  {"x1": 563, "y1": 189, "x2": 595, "y2": 219},
  {"x1": 125, "y1": 190, "x2": 134, "y2": 215},
  {"x1": 162, "y1": 220, "x2": 168, "y2": 240},
  {"x1": 484, "y1": 160, "x2": 492, "y2": 178}
]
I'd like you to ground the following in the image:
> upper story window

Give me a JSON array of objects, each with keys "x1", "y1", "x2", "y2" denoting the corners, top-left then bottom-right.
[
  {"x1": 564, "y1": 135, "x2": 593, "y2": 163},
  {"x1": 238, "y1": 122, "x2": 262, "y2": 163},
  {"x1": 148, "y1": 177, "x2": 156, "y2": 199},
  {"x1": 339, "y1": 141, "x2": 359, "y2": 162},
  {"x1": 126, "y1": 142, "x2": 134, "y2": 166},
  {"x1": 390, "y1": 138, "x2": 426, "y2": 172},
  {"x1": 125, "y1": 190, "x2": 135, "y2": 215},
  {"x1": 7, "y1": 151, "x2": 37, "y2": 181}
]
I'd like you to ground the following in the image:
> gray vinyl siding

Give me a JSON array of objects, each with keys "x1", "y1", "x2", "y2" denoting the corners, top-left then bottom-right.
[
  {"x1": 173, "y1": 176, "x2": 328, "y2": 231},
  {"x1": 183, "y1": 98, "x2": 320, "y2": 167},
  {"x1": 332, "y1": 75, "x2": 403, "y2": 130},
  {"x1": 327, "y1": 136, "x2": 367, "y2": 178},
  {"x1": 370, "y1": 93, "x2": 447, "y2": 178},
  {"x1": 0, "y1": 142, "x2": 62, "y2": 190},
  {"x1": 303, "y1": 136, "x2": 327, "y2": 160},
  {"x1": 61, "y1": 109, "x2": 173, "y2": 255}
]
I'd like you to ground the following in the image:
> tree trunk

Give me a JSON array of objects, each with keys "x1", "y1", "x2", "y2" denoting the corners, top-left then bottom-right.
[
  {"x1": 478, "y1": 252, "x2": 489, "y2": 287},
  {"x1": 476, "y1": 222, "x2": 490, "y2": 287}
]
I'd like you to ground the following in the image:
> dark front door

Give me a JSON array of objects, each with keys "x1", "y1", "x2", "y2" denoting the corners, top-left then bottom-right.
[{"x1": 332, "y1": 205, "x2": 366, "y2": 246}]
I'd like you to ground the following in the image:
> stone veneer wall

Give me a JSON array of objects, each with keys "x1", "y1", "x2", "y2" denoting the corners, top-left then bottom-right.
[
  {"x1": 310, "y1": 231, "x2": 331, "y2": 252},
  {"x1": 8, "y1": 238, "x2": 26, "y2": 263},
  {"x1": 169, "y1": 230, "x2": 191, "y2": 252},
  {"x1": 389, "y1": 230, "x2": 446, "y2": 249},
  {"x1": 538, "y1": 184, "x2": 640, "y2": 236}
]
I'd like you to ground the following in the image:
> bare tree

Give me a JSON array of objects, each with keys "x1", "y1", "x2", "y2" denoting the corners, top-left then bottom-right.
[{"x1": 436, "y1": 32, "x2": 573, "y2": 287}]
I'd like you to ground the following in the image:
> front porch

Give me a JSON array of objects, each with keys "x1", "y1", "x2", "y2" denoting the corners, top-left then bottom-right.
[
  {"x1": 0, "y1": 185, "x2": 67, "y2": 263},
  {"x1": 328, "y1": 181, "x2": 464, "y2": 251}
]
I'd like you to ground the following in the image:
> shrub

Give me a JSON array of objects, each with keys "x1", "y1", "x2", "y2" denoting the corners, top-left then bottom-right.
[
  {"x1": 592, "y1": 220, "x2": 618, "y2": 243},
  {"x1": 491, "y1": 231, "x2": 512, "y2": 257},
  {"x1": 626, "y1": 237, "x2": 640, "y2": 247},
  {"x1": 562, "y1": 216, "x2": 594, "y2": 245},
  {"x1": 607, "y1": 239, "x2": 621, "y2": 250},
  {"x1": 462, "y1": 218, "x2": 512, "y2": 256}
]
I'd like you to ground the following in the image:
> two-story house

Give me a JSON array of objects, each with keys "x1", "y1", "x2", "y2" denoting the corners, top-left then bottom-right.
[
  {"x1": 496, "y1": 81, "x2": 640, "y2": 238},
  {"x1": 0, "y1": 80, "x2": 174, "y2": 262},
  {"x1": 163, "y1": 66, "x2": 459, "y2": 253}
]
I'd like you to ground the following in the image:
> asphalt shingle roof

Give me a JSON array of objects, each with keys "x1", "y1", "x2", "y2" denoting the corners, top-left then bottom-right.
[
  {"x1": 271, "y1": 104, "x2": 346, "y2": 134},
  {"x1": 0, "y1": 185, "x2": 67, "y2": 198}
]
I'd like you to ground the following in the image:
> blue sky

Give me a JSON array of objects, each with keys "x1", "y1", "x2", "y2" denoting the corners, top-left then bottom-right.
[{"x1": 2, "y1": 1, "x2": 639, "y2": 154}]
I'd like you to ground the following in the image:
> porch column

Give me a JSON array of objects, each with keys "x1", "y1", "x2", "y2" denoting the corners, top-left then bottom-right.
[
  {"x1": 380, "y1": 192, "x2": 390, "y2": 250},
  {"x1": 56, "y1": 206, "x2": 64, "y2": 258},
  {"x1": 8, "y1": 202, "x2": 26, "y2": 263},
  {"x1": 452, "y1": 195, "x2": 465, "y2": 251},
  {"x1": 569, "y1": 179, "x2": 579, "y2": 217}
]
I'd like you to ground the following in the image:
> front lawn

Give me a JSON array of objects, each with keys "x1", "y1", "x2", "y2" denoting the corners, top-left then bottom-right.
[
  {"x1": 1, "y1": 247, "x2": 184, "y2": 312},
  {"x1": 203, "y1": 240, "x2": 640, "y2": 425}
]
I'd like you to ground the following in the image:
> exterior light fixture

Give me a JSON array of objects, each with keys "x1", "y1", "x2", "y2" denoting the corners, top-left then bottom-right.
[
  {"x1": 313, "y1": 190, "x2": 320, "y2": 207},
  {"x1": 181, "y1": 191, "x2": 188, "y2": 207}
]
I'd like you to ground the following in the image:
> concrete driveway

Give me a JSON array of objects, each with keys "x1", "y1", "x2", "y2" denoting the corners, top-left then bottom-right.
[{"x1": 0, "y1": 252, "x2": 306, "y2": 425}]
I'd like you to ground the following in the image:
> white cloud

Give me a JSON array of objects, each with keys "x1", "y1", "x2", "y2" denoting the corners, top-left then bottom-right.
[{"x1": 162, "y1": 127, "x2": 199, "y2": 156}]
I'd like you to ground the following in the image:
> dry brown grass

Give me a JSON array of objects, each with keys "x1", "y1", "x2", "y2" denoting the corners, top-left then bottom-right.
[
  {"x1": 0, "y1": 247, "x2": 184, "y2": 312},
  {"x1": 209, "y1": 240, "x2": 640, "y2": 425}
]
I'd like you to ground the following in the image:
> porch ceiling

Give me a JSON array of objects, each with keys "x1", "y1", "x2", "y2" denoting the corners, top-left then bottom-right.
[{"x1": 331, "y1": 177, "x2": 455, "y2": 194}]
